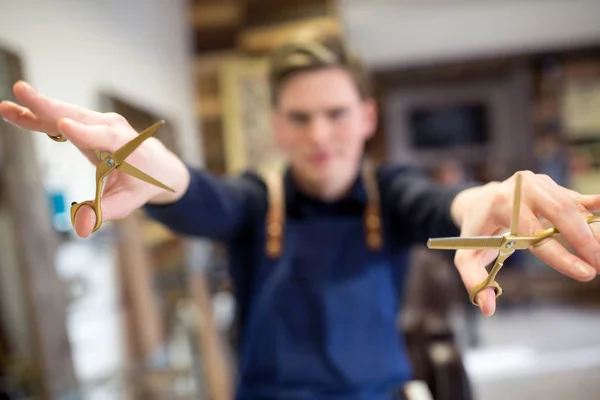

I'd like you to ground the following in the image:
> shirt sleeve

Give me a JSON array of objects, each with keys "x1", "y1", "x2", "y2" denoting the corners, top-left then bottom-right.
[
  {"x1": 143, "y1": 165, "x2": 267, "y2": 242},
  {"x1": 380, "y1": 164, "x2": 478, "y2": 245}
]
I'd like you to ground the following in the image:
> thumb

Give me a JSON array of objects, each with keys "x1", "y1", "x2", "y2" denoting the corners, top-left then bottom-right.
[{"x1": 455, "y1": 249, "x2": 499, "y2": 317}]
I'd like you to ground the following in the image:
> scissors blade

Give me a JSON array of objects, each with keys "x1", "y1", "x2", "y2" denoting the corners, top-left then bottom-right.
[
  {"x1": 117, "y1": 161, "x2": 175, "y2": 192},
  {"x1": 510, "y1": 172, "x2": 523, "y2": 235},
  {"x1": 427, "y1": 236, "x2": 505, "y2": 250},
  {"x1": 112, "y1": 120, "x2": 165, "y2": 164}
]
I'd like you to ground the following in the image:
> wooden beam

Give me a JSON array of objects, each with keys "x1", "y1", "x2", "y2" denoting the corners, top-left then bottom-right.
[
  {"x1": 116, "y1": 212, "x2": 166, "y2": 399},
  {"x1": 244, "y1": 0, "x2": 331, "y2": 27},
  {"x1": 194, "y1": 27, "x2": 239, "y2": 54},
  {"x1": 189, "y1": 272, "x2": 233, "y2": 400},
  {"x1": 104, "y1": 97, "x2": 170, "y2": 398},
  {"x1": 197, "y1": 96, "x2": 221, "y2": 120},
  {"x1": 237, "y1": 16, "x2": 341, "y2": 53},
  {"x1": 0, "y1": 49, "x2": 78, "y2": 398},
  {"x1": 190, "y1": 1, "x2": 244, "y2": 30}
]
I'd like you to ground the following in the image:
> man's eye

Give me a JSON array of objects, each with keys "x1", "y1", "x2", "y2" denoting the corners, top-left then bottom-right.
[
  {"x1": 290, "y1": 114, "x2": 309, "y2": 125},
  {"x1": 328, "y1": 109, "x2": 346, "y2": 120}
]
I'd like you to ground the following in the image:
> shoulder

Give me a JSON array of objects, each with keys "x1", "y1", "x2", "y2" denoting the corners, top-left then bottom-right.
[
  {"x1": 235, "y1": 169, "x2": 268, "y2": 192},
  {"x1": 375, "y1": 161, "x2": 428, "y2": 189}
]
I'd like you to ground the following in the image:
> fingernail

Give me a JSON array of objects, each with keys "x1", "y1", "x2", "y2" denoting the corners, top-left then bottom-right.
[
  {"x1": 18, "y1": 80, "x2": 31, "y2": 90},
  {"x1": 574, "y1": 260, "x2": 596, "y2": 279}
]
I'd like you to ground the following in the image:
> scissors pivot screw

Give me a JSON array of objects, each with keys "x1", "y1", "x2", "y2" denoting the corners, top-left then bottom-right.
[
  {"x1": 107, "y1": 158, "x2": 115, "y2": 168},
  {"x1": 506, "y1": 241, "x2": 515, "y2": 248}
]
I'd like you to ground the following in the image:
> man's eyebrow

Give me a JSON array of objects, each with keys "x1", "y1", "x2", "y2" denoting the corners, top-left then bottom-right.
[
  {"x1": 326, "y1": 106, "x2": 349, "y2": 113},
  {"x1": 286, "y1": 106, "x2": 349, "y2": 115},
  {"x1": 285, "y1": 110, "x2": 311, "y2": 118}
]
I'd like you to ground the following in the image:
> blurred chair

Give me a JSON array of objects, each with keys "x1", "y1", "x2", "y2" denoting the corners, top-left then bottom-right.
[{"x1": 401, "y1": 246, "x2": 474, "y2": 400}]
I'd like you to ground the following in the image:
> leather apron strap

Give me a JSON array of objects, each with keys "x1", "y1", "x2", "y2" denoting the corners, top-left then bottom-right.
[
  {"x1": 263, "y1": 170, "x2": 285, "y2": 258},
  {"x1": 261, "y1": 161, "x2": 383, "y2": 259},
  {"x1": 362, "y1": 159, "x2": 383, "y2": 251}
]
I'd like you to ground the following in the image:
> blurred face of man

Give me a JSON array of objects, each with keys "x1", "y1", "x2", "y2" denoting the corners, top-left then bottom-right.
[{"x1": 272, "y1": 67, "x2": 377, "y2": 196}]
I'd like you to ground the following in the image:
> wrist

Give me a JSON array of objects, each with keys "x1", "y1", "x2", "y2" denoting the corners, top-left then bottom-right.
[
  {"x1": 450, "y1": 183, "x2": 496, "y2": 228},
  {"x1": 147, "y1": 157, "x2": 191, "y2": 205}
]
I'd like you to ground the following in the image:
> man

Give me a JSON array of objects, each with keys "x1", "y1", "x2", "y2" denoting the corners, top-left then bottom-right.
[{"x1": 2, "y1": 35, "x2": 599, "y2": 399}]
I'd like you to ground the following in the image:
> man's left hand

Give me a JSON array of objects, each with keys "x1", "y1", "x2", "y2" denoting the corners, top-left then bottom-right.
[{"x1": 450, "y1": 170, "x2": 600, "y2": 316}]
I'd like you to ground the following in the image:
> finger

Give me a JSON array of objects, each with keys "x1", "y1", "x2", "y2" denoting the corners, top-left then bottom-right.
[
  {"x1": 499, "y1": 196, "x2": 598, "y2": 281},
  {"x1": 0, "y1": 100, "x2": 62, "y2": 136},
  {"x1": 57, "y1": 118, "x2": 133, "y2": 152},
  {"x1": 530, "y1": 236, "x2": 597, "y2": 281},
  {"x1": 73, "y1": 205, "x2": 97, "y2": 238},
  {"x1": 536, "y1": 173, "x2": 560, "y2": 190},
  {"x1": 455, "y1": 249, "x2": 498, "y2": 317},
  {"x1": 525, "y1": 175, "x2": 600, "y2": 270},
  {"x1": 590, "y1": 221, "x2": 600, "y2": 243},
  {"x1": 72, "y1": 190, "x2": 141, "y2": 238},
  {"x1": 574, "y1": 193, "x2": 600, "y2": 213},
  {"x1": 13, "y1": 80, "x2": 108, "y2": 126},
  {"x1": 518, "y1": 201, "x2": 597, "y2": 281},
  {"x1": 537, "y1": 175, "x2": 600, "y2": 213}
]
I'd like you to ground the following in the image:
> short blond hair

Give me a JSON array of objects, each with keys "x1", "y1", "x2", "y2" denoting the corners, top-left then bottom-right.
[{"x1": 268, "y1": 35, "x2": 372, "y2": 105}]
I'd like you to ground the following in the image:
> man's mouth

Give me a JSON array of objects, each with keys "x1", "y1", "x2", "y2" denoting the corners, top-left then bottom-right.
[{"x1": 310, "y1": 152, "x2": 331, "y2": 164}]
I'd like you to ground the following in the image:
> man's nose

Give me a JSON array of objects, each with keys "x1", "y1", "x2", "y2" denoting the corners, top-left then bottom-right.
[{"x1": 306, "y1": 118, "x2": 330, "y2": 145}]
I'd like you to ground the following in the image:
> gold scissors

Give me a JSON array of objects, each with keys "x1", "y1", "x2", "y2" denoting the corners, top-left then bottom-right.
[
  {"x1": 427, "y1": 172, "x2": 600, "y2": 307},
  {"x1": 48, "y1": 120, "x2": 174, "y2": 233}
]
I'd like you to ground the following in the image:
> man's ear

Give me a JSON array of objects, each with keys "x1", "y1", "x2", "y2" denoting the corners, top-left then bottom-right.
[{"x1": 362, "y1": 98, "x2": 378, "y2": 140}]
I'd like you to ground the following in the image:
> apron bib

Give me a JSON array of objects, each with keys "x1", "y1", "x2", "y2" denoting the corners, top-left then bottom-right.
[{"x1": 237, "y1": 162, "x2": 413, "y2": 398}]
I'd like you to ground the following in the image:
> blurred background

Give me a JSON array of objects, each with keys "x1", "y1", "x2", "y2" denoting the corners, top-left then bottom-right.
[{"x1": 1, "y1": 0, "x2": 600, "y2": 399}]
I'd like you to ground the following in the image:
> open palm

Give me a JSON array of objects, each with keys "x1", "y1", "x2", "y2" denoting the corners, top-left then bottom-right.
[{"x1": 0, "y1": 80, "x2": 188, "y2": 237}]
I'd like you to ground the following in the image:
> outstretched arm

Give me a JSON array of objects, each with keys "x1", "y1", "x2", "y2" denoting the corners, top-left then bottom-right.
[
  {"x1": 144, "y1": 167, "x2": 266, "y2": 242},
  {"x1": 0, "y1": 80, "x2": 265, "y2": 241},
  {"x1": 382, "y1": 164, "x2": 475, "y2": 244},
  {"x1": 383, "y1": 164, "x2": 600, "y2": 318}
]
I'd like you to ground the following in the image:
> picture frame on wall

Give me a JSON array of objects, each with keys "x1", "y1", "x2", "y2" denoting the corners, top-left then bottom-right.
[
  {"x1": 219, "y1": 57, "x2": 286, "y2": 175},
  {"x1": 563, "y1": 79, "x2": 600, "y2": 139}
]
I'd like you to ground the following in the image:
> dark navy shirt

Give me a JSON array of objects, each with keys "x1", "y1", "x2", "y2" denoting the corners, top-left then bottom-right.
[{"x1": 144, "y1": 162, "x2": 468, "y2": 400}]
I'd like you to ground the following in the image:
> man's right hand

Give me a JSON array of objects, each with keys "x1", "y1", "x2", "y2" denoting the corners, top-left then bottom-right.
[{"x1": 0, "y1": 80, "x2": 191, "y2": 238}]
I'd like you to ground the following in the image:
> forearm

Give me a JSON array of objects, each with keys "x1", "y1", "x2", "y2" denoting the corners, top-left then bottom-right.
[
  {"x1": 384, "y1": 165, "x2": 477, "y2": 243},
  {"x1": 403, "y1": 183, "x2": 473, "y2": 241},
  {"x1": 147, "y1": 155, "x2": 191, "y2": 205},
  {"x1": 144, "y1": 166, "x2": 265, "y2": 241}
]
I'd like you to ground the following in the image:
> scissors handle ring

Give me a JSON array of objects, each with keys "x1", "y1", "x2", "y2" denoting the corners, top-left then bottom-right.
[
  {"x1": 469, "y1": 279, "x2": 503, "y2": 306},
  {"x1": 70, "y1": 200, "x2": 103, "y2": 233},
  {"x1": 47, "y1": 133, "x2": 67, "y2": 142}
]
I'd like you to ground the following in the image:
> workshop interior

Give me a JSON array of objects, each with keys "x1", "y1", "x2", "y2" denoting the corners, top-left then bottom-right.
[{"x1": 1, "y1": 1, "x2": 600, "y2": 399}]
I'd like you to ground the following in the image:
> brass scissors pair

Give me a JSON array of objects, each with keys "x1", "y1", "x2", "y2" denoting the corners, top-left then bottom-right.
[
  {"x1": 47, "y1": 120, "x2": 174, "y2": 233},
  {"x1": 427, "y1": 172, "x2": 600, "y2": 307}
]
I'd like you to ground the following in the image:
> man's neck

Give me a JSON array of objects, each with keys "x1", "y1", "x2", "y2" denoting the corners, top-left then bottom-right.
[{"x1": 290, "y1": 164, "x2": 361, "y2": 203}]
